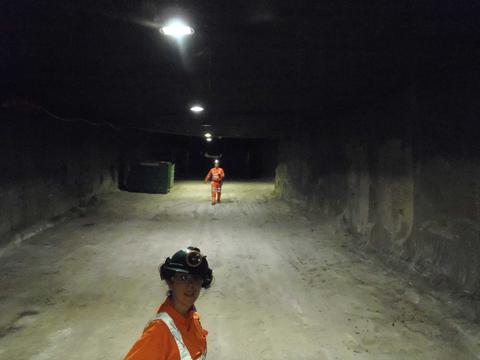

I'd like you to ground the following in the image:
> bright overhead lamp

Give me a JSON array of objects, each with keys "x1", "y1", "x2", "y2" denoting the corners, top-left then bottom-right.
[
  {"x1": 160, "y1": 19, "x2": 194, "y2": 38},
  {"x1": 206, "y1": 137, "x2": 213, "y2": 142},
  {"x1": 204, "y1": 133, "x2": 212, "y2": 138},
  {"x1": 190, "y1": 105, "x2": 204, "y2": 113}
]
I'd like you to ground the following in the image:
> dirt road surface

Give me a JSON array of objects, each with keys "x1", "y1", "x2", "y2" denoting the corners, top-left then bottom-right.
[{"x1": 1, "y1": 181, "x2": 479, "y2": 359}]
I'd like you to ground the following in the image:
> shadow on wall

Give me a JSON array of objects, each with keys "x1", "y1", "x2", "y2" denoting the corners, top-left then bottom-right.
[
  {"x1": 0, "y1": 110, "x2": 119, "y2": 247},
  {"x1": 274, "y1": 86, "x2": 480, "y2": 316}
]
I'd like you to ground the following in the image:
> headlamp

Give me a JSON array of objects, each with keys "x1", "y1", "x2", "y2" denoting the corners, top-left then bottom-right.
[{"x1": 186, "y1": 249, "x2": 203, "y2": 268}]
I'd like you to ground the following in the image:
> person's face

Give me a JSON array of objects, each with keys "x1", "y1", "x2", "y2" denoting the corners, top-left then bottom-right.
[
  {"x1": 214, "y1": 162, "x2": 219, "y2": 168},
  {"x1": 170, "y1": 272, "x2": 203, "y2": 310}
]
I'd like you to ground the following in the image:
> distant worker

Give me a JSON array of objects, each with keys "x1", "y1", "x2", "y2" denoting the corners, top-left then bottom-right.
[
  {"x1": 204, "y1": 159, "x2": 225, "y2": 205},
  {"x1": 124, "y1": 246, "x2": 213, "y2": 360}
]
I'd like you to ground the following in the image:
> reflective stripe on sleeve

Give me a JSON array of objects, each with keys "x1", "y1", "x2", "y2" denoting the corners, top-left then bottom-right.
[{"x1": 154, "y1": 312, "x2": 193, "y2": 360}]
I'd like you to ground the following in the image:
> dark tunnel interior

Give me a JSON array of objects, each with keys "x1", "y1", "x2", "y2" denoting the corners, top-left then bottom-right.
[
  {"x1": 119, "y1": 131, "x2": 277, "y2": 180},
  {"x1": 2, "y1": 0, "x2": 480, "y2": 358}
]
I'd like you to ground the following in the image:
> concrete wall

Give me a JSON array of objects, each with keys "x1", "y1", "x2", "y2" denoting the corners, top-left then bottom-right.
[
  {"x1": 275, "y1": 86, "x2": 480, "y2": 304},
  {"x1": 0, "y1": 111, "x2": 119, "y2": 246}
]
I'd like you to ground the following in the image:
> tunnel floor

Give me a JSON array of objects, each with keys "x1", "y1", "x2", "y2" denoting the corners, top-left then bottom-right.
[{"x1": 0, "y1": 180, "x2": 479, "y2": 360}]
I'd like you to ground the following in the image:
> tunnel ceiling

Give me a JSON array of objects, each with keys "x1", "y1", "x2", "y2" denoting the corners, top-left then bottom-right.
[{"x1": 2, "y1": 1, "x2": 479, "y2": 138}]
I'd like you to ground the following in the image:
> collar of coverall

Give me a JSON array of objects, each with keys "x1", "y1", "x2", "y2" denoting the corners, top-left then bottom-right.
[{"x1": 157, "y1": 296, "x2": 199, "y2": 325}]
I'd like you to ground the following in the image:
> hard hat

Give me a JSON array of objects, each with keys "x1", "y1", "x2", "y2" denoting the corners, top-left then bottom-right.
[{"x1": 160, "y1": 247, "x2": 213, "y2": 288}]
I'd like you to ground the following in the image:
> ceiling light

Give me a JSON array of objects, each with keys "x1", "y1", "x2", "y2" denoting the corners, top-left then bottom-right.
[
  {"x1": 206, "y1": 137, "x2": 212, "y2": 142},
  {"x1": 190, "y1": 105, "x2": 204, "y2": 113},
  {"x1": 204, "y1": 133, "x2": 212, "y2": 138},
  {"x1": 160, "y1": 20, "x2": 194, "y2": 38}
]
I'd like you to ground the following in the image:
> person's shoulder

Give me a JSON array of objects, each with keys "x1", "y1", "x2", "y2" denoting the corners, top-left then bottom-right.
[
  {"x1": 143, "y1": 318, "x2": 171, "y2": 337},
  {"x1": 124, "y1": 319, "x2": 175, "y2": 359}
]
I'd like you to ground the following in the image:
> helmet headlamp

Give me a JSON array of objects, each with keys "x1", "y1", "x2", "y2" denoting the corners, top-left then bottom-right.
[{"x1": 186, "y1": 249, "x2": 203, "y2": 268}]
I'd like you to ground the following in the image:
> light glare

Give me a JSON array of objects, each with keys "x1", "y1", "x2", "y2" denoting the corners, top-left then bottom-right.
[
  {"x1": 160, "y1": 20, "x2": 194, "y2": 38},
  {"x1": 190, "y1": 105, "x2": 204, "y2": 113},
  {"x1": 204, "y1": 133, "x2": 212, "y2": 138},
  {"x1": 206, "y1": 137, "x2": 212, "y2": 142}
]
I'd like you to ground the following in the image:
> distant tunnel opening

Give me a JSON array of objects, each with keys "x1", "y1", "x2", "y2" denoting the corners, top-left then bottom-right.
[{"x1": 118, "y1": 131, "x2": 278, "y2": 183}]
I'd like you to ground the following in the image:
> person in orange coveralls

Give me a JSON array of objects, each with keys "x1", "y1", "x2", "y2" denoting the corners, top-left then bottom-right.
[
  {"x1": 124, "y1": 247, "x2": 213, "y2": 360},
  {"x1": 204, "y1": 159, "x2": 225, "y2": 205}
]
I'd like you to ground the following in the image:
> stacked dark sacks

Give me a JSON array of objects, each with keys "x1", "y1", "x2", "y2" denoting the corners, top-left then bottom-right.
[{"x1": 126, "y1": 161, "x2": 174, "y2": 194}]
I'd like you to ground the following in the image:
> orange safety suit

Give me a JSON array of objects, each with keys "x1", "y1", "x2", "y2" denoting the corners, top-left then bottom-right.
[
  {"x1": 124, "y1": 297, "x2": 208, "y2": 360},
  {"x1": 204, "y1": 167, "x2": 225, "y2": 205}
]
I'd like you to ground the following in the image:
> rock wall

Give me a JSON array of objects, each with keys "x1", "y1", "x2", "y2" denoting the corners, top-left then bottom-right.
[
  {"x1": 0, "y1": 111, "x2": 119, "y2": 246},
  {"x1": 275, "y1": 87, "x2": 480, "y2": 301}
]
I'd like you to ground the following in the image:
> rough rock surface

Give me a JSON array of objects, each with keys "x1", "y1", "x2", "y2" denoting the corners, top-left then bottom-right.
[
  {"x1": 275, "y1": 89, "x2": 480, "y2": 318},
  {"x1": 0, "y1": 114, "x2": 118, "y2": 247}
]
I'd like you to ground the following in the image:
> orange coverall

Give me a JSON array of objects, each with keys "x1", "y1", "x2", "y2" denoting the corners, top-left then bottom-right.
[
  {"x1": 124, "y1": 297, "x2": 208, "y2": 360},
  {"x1": 204, "y1": 167, "x2": 225, "y2": 204}
]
